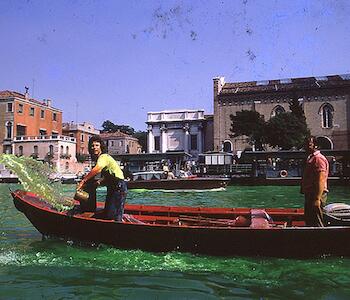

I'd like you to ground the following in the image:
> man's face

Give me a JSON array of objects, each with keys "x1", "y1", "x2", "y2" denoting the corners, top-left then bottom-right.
[
  {"x1": 91, "y1": 141, "x2": 102, "y2": 156},
  {"x1": 305, "y1": 138, "x2": 316, "y2": 154}
]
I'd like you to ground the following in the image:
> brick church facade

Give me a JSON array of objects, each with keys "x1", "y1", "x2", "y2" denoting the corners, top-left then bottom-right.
[{"x1": 213, "y1": 74, "x2": 350, "y2": 153}]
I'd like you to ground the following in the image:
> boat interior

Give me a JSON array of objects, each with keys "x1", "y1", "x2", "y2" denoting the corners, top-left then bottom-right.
[
  {"x1": 71, "y1": 205, "x2": 306, "y2": 229},
  {"x1": 71, "y1": 202, "x2": 350, "y2": 228}
]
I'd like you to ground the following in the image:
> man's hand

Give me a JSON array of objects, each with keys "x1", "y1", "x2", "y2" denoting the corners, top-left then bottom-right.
[
  {"x1": 313, "y1": 198, "x2": 322, "y2": 208},
  {"x1": 77, "y1": 179, "x2": 85, "y2": 191}
]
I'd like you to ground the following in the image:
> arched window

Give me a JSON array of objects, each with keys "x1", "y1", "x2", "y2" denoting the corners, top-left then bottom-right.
[
  {"x1": 271, "y1": 105, "x2": 285, "y2": 117},
  {"x1": 66, "y1": 146, "x2": 69, "y2": 156},
  {"x1": 223, "y1": 140, "x2": 233, "y2": 152},
  {"x1": 60, "y1": 145, "x2": 64, "y2": 154},
  {"x1": 49, "y1": 145, "x2": 54, "y2": 155},
  {"x1": 321, "y1": 103, "x2": 334, "y2": 128},
  {"x1": 18, "y1": 146, "x2": 23, "y2": 156},
  {"x1": 6, "y1": 122, "x2": 13, "y2": 139},
  {"x1": 33, "y1": 145, "x2": 38, "y2": 155},
  {"x1": 316, "y1": 136, "x2": 333, "y2": 150}
]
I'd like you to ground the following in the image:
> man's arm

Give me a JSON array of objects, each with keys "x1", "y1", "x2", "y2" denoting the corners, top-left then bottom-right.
[
  {"x1": 314, "y1": 171, "x2": 327, "y2": 206},
  {"x1": 77, "y1": 165, "x2": 102, "y2": 190}
]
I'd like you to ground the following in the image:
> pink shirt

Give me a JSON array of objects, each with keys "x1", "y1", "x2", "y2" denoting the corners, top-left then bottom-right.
[{"x1": 302, "y1": 150, "x2": 329, "y2": 194}]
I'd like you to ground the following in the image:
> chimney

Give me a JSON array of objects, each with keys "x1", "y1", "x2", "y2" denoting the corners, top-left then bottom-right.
[
  {"x1": 213, "y1": 77, "x2": 225, "y2": 97},
  {"x1": 24, "y1": 86, "x2": 29, "y2": 100}
]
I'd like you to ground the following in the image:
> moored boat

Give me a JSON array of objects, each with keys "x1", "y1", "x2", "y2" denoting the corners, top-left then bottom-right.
[
  {"x1": 11, "y1": 189, "x2": 350, "y2": 258},
  {"x1": 49, "y1": 173, "x2": 81, "y2": 184},
  {"x1": 128, "y1": 171, "x2": 229, "y2": 191}
]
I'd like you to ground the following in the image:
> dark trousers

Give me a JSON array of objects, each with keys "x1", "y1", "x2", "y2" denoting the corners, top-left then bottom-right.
[
  {"x1": 105, "y1": 180, "x2": 128, "y2": 221},
  {"x1": 304, "y1": 192, "x2": 327, "y2": 227},
  {"x1": 79, "y1": 179, "x2": 97, "y2": 212}
]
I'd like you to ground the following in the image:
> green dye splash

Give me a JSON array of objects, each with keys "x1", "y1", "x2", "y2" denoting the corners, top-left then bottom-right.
[{"x1": 0, "y1": 154, "x2": 74, "y2": 211}]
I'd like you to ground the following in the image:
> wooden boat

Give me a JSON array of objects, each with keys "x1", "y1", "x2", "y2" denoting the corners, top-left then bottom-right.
[
  {"x1": 128, "y1": 171, "x2": 229, "y2": 191},
  {"x1": 11, "y1": 189, "x2": 350, "y2": 258}
]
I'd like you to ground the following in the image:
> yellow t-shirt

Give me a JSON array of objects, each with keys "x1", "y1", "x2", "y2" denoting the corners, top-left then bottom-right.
[{"x1": 96, "y1": 154, "x2": 124, "y2": 180}]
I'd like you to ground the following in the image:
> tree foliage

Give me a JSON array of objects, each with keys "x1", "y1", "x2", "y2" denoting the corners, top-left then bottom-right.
[
  {"x1": 229, "y1": 97, "x2": 310, "y2": 150},
  {"x1": 265, "y1": 112, "x2": 309, "y2": 150},
  {"x1": 289, "y1": 94, "x2": 306, "y2": 121},
  {"x1": 101, "y1": 120, "x2": 135, "y2": 135},
  {"x1": 133, "y1": 131, "x2": 147, "y2": 152},
  {"x1": 229, "y1": 110, "x2": 266, "y2": 150}
]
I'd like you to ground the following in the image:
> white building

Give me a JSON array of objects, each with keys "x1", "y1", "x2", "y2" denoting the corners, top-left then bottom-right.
[
  {"x1": 13, "y1": 135, "x2": 78, "y2": 173},
  {"x1": 146, "y1": 109, "x2": 206, "y2": 159}
]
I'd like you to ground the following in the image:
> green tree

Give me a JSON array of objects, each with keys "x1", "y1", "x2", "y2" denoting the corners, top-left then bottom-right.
[
  {"x1": 101, "y1": 120, "x2": 135, "y2": 135},
  {"x1": 289, "y1": 94, "x2": 306, "y2": 120},
  {"x1": 133, "y1": 131, "x2": 147, "y2": 152},
  {"x1": 229, "y1": 110, "x2": 266, "y2": 150},
  {"x1": 101, "y1": 120, "x2": 118, "y2": 132},
  {"x1": 265, "y1": 112, "x2": 308, "y2": 150},
  {"x1": 265, "y1": 95, "x2": 309, "y2": 150}
]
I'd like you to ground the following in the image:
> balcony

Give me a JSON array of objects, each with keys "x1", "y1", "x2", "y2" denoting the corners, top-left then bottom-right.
[
  {"x1": 60, "y1": 153, "x2": 72, "y2": 159},
  {"x1": 13, "y1": 135, "x2": 76, "y2": 143},
  {"x1": 147, "y1": 110, "x2": 205, "y2": 122}
]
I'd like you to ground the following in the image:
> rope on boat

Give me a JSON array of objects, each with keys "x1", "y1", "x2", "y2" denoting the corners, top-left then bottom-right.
[{"x1": 178, "y1": 215, "x2": 244, "y2": 227}]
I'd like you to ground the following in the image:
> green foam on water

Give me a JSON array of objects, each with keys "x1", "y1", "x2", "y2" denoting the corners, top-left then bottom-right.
[
  {"x1": 131, "y1": 188, "x2": 149, "y2": 193},
  {"x1": 0, "y1": 154, "x2": 74, "y2": 211}
]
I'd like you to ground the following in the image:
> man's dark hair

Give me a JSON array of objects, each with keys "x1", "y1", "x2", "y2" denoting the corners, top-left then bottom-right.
[
  {"x1": 305, "y1": 135, "x2": 319, "y2": 149},
  {"x1": 88, "y1": 135, "x2": 107, "y2": 159}
]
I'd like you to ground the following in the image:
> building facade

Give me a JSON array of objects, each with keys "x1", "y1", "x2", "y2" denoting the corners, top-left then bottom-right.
[
  {"x1": 213, "y1": 74, "x2": 350, "y2": 153},
  {"x1": 12, "y1": 135, "x2": 78, "y2": 173},
  {"x1": 100, "y1": 131, "x2": 141, "y2": 155},
  {"x1": 0, "y1": 90, "x2": 62, "y2": 154},
  {"x1": 146, "y1": 109, "x2": 212, "y2": 159},
  {"x1": 62, "y1": 121, "x2": 100, "y2": 157},
  {"x1": 203, "y1": 114, "x2": 214, "y2": 152}
]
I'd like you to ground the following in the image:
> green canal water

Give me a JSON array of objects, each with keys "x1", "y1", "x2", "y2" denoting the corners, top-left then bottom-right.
[{"x1": 1, "y1": 184, "x2": 350, "y2": 299}]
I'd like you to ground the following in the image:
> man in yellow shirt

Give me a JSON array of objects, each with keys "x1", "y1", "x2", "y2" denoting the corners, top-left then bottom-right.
[{"x1": 77, "y1": 135, "x2": 127, "y2": 221}]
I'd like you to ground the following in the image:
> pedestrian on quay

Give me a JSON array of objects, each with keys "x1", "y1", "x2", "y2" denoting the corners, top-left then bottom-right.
[
  {"x1": 301, "y1": 136, "x2": 329, "y2": 227},
  {"x1": 77, "y1": 135, "x2": 127, "y2": 221}
]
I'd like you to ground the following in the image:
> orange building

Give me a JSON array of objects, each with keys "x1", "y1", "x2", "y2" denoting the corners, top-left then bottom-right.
[{"x1": 0, "y1": 89, "x2": 62, "y2": 154}]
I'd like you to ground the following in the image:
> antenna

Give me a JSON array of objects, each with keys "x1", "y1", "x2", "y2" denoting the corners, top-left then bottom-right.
[
  {"x1": 32, "y1": 79, "x2": 35, "y2": 98},
  {"x1": 75, "y1": 101, "x2": 79, "y2": 124}
]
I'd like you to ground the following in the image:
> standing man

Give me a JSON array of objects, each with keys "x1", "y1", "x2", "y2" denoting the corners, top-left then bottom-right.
[
  {"x1": 301, "y1": 136, "x2": 329, "y2": 227},
  {"x1": 77, "y1": 135, "x2": 127, "y2": 221}
]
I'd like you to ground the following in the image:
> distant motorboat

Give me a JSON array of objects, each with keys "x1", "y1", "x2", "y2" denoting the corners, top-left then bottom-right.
[
  {"x1": 127, "y1": 171, "x2": 229, "y2": 191},
  {"x1": 0, "y1": 165, "x2": 19, "y2": 183},
  {"x1": 0, "y1": 173, "x2": 19, "y2": 183},
  {"x1": 49, "y1": 173, "x2": 80, "y2": 184}
]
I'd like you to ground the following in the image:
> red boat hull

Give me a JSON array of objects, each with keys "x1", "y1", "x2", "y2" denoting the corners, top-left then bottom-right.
[{"x1": 11, "y1": 190, "x2": 350, "y2": 258}]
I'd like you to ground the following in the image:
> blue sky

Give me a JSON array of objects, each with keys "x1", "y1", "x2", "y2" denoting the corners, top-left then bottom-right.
[{"x1": 1, "y1": 0, "x2": 349, "y2": 130}]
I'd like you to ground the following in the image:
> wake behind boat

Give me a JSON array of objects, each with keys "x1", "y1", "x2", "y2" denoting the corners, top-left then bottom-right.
[
  {"x1": 11, "y1": 189, "x2": 350, "y2": 258},
  {"x1": 127, "y1": 171, "x2": 229, "y2": 191}
]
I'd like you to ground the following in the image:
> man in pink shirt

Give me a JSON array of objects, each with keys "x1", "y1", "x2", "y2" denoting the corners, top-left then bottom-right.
[{"x1": 301, "y1": 136, "x2": 329, "y2": 227}]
